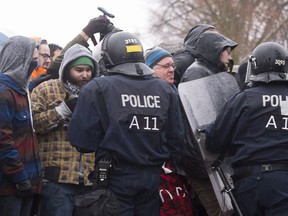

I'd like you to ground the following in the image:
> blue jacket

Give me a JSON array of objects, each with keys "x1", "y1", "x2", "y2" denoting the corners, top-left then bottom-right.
[
  {"x1": 0, "y1": 73, "x2": 42, "y2": 195},
  {"x1": 0, "y1": 36, "x2": 42, "y2": 195}
]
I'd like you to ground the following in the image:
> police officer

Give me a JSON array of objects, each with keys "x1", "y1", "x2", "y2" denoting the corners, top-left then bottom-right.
[
  {"x1": 205, "y1": 42, "x2": 288, "y2": 215},
  {"x1": 68, "y1": 31, "x2": 185, "y2": 216}
]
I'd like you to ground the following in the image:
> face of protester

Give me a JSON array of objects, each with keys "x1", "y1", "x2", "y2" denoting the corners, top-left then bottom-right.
[
  {"x1": 220, "y1": 47, "x2": 233, "y2": 70},
  {"x1": 153, "y1": 56, "x2": 175, "y2": 85},
  {"x1": 51, "y1": 48, "x2": 62, "y2": 61},
  {"x1": 68, "y1": 65, "x2": 93, "y2": 88},
  {"x1": 38, "y1": 44, "x2": 51, "y2": 69}
]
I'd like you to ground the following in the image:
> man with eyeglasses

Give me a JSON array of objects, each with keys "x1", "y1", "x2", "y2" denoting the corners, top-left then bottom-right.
[
  {"x1": 31, "y1": 42, "x2": 51, "y2": 80},
  {"x1": 145, "y1": 46, "x2": 176, "y2": 86},
  {"x1": 144, "y1": 46, "x2": 193, "y2": 216}
]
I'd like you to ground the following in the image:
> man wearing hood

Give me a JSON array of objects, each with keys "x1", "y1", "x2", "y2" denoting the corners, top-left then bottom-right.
[
  {"x1": 173, "y1": 24, "x2": 217, "y2": 86},
  {"x1": 181, "y1": 32, "x2": 237, "y2": 82},
  {"x1": 179, "y1": 32, "x2": 238, "y2": 216},
  {"x1": 28, "y1": 15, "x2": 111, "y2": 92},
  {"x1": 30, "y1": 43, "x2": 98, "y2": 216},
  {"x1": 0, "y1": 36, "x2": 42, "y2": 216}
]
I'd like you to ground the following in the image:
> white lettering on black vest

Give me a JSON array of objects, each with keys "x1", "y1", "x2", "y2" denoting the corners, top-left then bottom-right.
[{"x1": 121, "y1": 94, "x2": 161, "y2": 108}]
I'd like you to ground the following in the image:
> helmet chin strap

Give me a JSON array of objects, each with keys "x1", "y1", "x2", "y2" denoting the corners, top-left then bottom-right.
[
  {"x1": 135, "y1": 64, "x2": 143, "y2": 75},
  {"x1": 245, "y1": 55, "x2": 258, "y2": 84}
]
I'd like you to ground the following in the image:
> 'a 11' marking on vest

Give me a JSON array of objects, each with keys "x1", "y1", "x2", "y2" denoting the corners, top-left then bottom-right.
[
  {"x1": 263, "y1": 95, "x2": 288, "y2": 131},
  {"x1": 128, "y1": 114, "x2": 160, "y2": 132}
]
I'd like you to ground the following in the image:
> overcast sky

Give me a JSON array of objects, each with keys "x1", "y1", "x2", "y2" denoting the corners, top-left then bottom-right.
[{"x1": 0, "y1": 0, "x2": 156, "y2": 50}]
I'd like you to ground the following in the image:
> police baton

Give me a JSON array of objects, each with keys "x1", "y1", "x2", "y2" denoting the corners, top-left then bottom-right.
[{"x1": 211, "y1": 159, "x2": 243, "y2": 216}]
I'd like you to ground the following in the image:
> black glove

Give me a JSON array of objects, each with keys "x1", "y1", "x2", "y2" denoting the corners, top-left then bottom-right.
[
  {"x1": 99, "y1": 23, "x2": 122, "y2": 41},
  {"x1": 65, "y1": 97, "x2": 78, "y2": 113},
  {"x1": 82, "y1": 15, "x2": 110, "y2": 37},
  {"x1": 29, "y1": 73, "x2": 51, "y2": 92},
  {"x1": 15, "y1": 179, "x2": 32, "y2": 197}
]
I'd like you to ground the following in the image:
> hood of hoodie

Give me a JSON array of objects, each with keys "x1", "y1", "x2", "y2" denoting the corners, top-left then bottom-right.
[
  {"x1": 0, "y1": 36, "x2": 36, "y2": 89},
  {"x1": 184, "y1": 24, "x2": 216, "y2": 55},
  {"x1": 58, "y1": 44, "x2": 98, "y2": 84},
  {"x1": 195, "y1": 32, "x2": 237, "y2": 72}
]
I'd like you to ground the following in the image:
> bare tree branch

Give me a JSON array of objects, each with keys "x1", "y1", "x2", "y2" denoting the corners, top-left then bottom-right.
[{"x1": 148, "y1": 0, "x2": 288, "y2": 63}]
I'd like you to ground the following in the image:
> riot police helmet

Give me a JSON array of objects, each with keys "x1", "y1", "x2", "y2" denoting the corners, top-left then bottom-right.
[
  {"x1": 247, "y1": 42, "x2": 288, "y2": 83},
  {"x1": 93, "y1": 31, "x2": 153, "y2": 77}
]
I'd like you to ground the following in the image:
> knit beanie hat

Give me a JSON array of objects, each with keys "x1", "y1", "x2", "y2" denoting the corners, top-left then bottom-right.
[
  {"x1": 66, "y1": 56, "x2": 94, "y2": 71},
  {"x1": 144, "y1": 46, "x2": 172, "y2": 68}
]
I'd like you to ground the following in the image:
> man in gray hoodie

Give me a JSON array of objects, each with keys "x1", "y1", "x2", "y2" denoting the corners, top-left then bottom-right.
[
  {"x1": 0, "y1": 36, "x2": 42, "y2": 216},
  {"x1": 31, "y1": 44, "x2": 98, "y2": 216}
]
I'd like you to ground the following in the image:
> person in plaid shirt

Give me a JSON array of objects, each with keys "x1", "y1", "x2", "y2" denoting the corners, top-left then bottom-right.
[{"x1": 30, "y1": 43, "x2": 98, "y2": 216}]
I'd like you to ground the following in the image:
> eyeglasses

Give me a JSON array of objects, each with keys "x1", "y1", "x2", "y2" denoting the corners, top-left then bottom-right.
[
  {"x1": 39, "y1": 53, "x2": 51, "y2": 60},
  {"x1": 156, "y1": 63, "x2": 176, "y2": 70}
]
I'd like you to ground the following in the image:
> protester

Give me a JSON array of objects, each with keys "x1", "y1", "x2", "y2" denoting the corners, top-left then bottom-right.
[
  {"x1": 49, "y1": 43, "x2": 63, "y2": 61},
  {"x1": 28, "y1": 40, "x2": 52, "y2": 92},
  {"x1": 30, "y1": 43, "x2": 98, "y2": 216},
  {"x1": 0, "y1": 35, "x2": 42, "y2": 216},
  {"x1": 28, "y1": 15, "x2": 111, "y2": 92},
  {"x1": 46, "y1": 15, "x2": 112, "y2": 80},
  {"x1": 145, "y1": 46, "x2": 176, "y2": 85},
  {"x1": 181, "y1": 32, "x2": 237, "y2": 82},
  {"x1": 68, "y1": 31, "x2": 185, "y2": 216},
  {"x1": 206, "y1": 41, "x2": 288, "y2": 215},
  {"x1": 173, "y1": 24, "x2": 218, "y2": 86},
  {"x1": 145, "y1": 46, "x2": 193, "y2": 216},
  {"x1": 180, "y1": 32, "x2": 238, "y2": 216},
  {"x1": 31, "y1": 41, "x2": 51, "y2": 79}
]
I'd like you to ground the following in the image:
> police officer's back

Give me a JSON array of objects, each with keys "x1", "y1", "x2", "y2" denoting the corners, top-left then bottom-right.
[
  {"x1": 68, "y1": 31, "x2": 184, "y2": 216},
  {"x1": 205, "y1": 42, "x2": 288, "y2": 215}
]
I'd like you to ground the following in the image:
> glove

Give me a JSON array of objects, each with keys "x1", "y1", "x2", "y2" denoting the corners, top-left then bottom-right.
[
  {"x1": 15, "y1": 179, "x2": 32, "y2": 197},
  {"x1": 99, "y1": 23, "x2": 122, "y2": 41},
  {"x1": 65, "y1": 97, "x2": 78, "y2": 113},
  {"x1": 82, "y1": 15, "x2": 110, "y2": 37},
  {"x1": 29, "y1": 73, "x2": 51, "y2": 92},
  {"x1": 55, "y1": 100, "x2": 72, "y2": 119}
]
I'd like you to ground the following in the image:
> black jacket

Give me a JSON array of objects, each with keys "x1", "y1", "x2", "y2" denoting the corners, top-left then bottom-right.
[
  {"x1": 179, "y1": 32, "x2": 237, "y2": 178},
  {"x1": 206, "y1": 82, "x2": 288, "y2": 167},
  {"x1": 181, "y1": 32, "x2": 237, "y2": 82},
  {"x1": 173, "y1": 24, "x2": 216, "y2": 86},
  {"x1": 68, "y1": 74, "x2": 185, "y2": 166}
]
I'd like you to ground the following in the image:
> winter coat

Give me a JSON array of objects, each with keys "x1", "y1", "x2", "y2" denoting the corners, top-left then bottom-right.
[
  {"x1": 31, "y1": 44, "x2": 97, "y2": 185},
  {"x1": 179, "y1": 32, "x2": 237, "y2": 178},
  {"x1": 0, "y1": 36, "x2": 42, "y2": 195},
  {"x1": 181, "y1": 32, "x2": 237, "y2": 82},
  {"x1": 173, "y1": 24, "x2": 216, "y2": 86}
]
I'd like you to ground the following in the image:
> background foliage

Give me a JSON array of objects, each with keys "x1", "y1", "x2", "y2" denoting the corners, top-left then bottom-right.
[{"x1": 148, "y1": 0, "x2": 288, "y2": 64}]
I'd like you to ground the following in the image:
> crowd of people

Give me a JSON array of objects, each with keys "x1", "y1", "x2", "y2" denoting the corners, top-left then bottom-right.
[{"x1": 1, "y1": 13, "x2": 288, "y2": 216}]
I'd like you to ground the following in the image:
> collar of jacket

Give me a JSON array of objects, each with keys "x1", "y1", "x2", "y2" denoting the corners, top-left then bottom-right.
[{"x1": 0, "y1": 73, "x2": 27, "y2": 95}]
